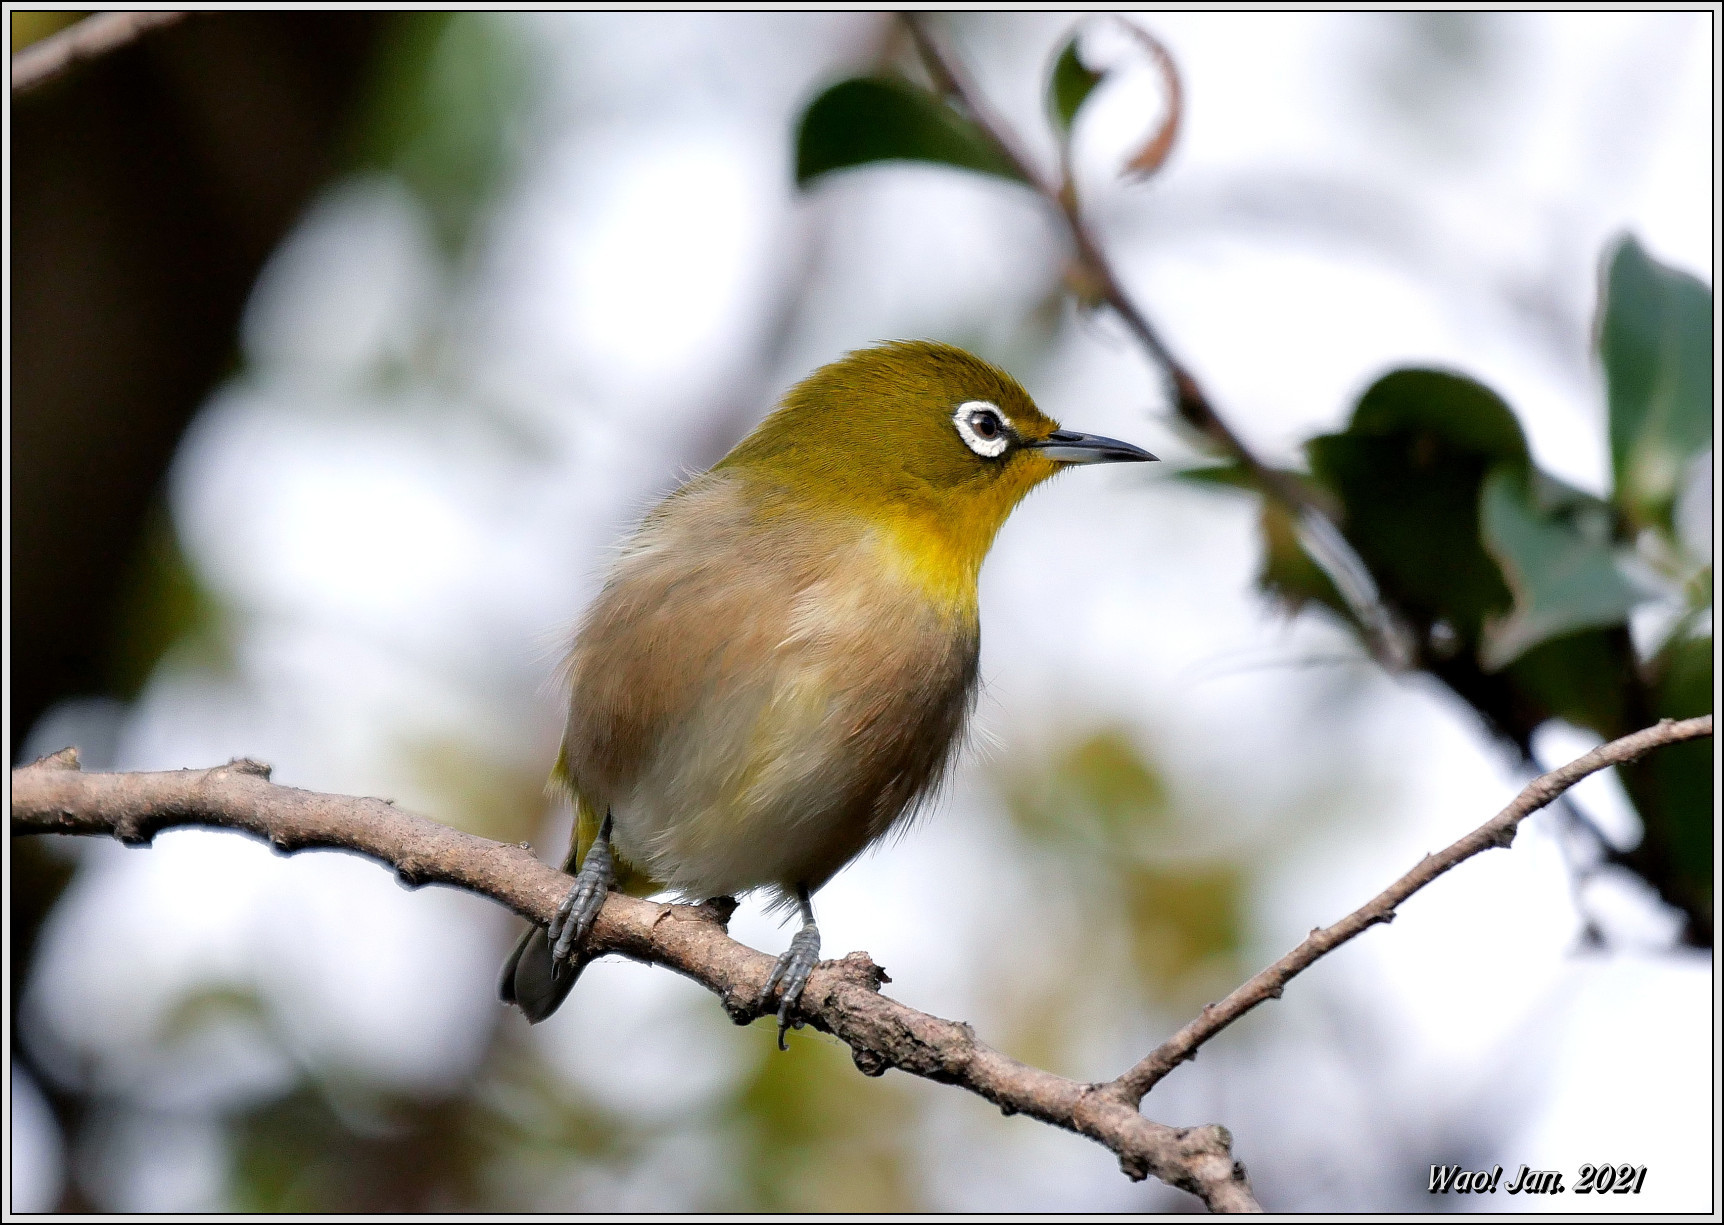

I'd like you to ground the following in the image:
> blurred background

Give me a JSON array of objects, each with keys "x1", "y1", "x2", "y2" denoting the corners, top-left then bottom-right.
[{"x1": 9, "y1": 11, "x2": 1713, "y2": 1212}]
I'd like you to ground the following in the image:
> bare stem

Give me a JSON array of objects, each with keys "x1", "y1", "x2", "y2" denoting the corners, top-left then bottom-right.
[
  {"x1": 900, "y1": 13, "x2": 1414, "y2": 669},
  {"x1": 1105, "y1": 714, "x2": 1713, "y2": 1104},
  {"x1": 12, "y1": 12, "x2": 187, "y2": 94}
]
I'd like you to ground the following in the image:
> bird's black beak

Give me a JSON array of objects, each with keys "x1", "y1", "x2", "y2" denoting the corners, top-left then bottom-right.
[{"x1": 1029, "y1": 429, "x2": 1158, "y2": 464}]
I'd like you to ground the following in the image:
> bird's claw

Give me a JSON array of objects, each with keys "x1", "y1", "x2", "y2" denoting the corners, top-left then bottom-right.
[
  {"x1": 761, "y1": 922, "x2": 821, "y2": 1050},
  {"x1": 548, "y1": 837, "x2": 612, "y2": 964}
]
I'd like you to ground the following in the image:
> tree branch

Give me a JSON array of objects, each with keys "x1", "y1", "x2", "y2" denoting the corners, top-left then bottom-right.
[
  {"x1": 12, "y1": 716, "x2": 1707, "y2": 1208},
  {"x1": 1105, "y1": 714, "x2": 1713, "y2": 1104},
  {"x1": 9, "y1": 747, "x2": 1261, "y2": 1212},
  {"x1": 11, "y1": 11, "x2": 186, "y2": 94},
  {"x1": 900, "y1": 13, "x2": 1414, "y2": 670}
]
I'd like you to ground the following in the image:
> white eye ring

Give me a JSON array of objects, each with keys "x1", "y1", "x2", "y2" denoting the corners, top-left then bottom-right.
[{"x1": 953, "y1": 400, "x2": 1011, "y2": 458}]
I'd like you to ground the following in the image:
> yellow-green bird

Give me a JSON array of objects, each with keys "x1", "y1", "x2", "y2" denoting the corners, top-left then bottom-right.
[{"x1": 501, "y1": 340, "x2": 1155, "y2": 1043}]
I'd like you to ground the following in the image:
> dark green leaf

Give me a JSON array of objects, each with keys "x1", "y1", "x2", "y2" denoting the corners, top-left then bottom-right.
[
  {"x1": 794, "y1": 77, "x2": 1027, "y2": 189},
  {"x1": 1646, "y1": 632, "x2": 1713, "y2": 909},
  {"x1": 1305, "y1": 369, "x2": 1525, "y2": 647},
  {"x1": 1347, "y1": 367, "x2": 1529, "y2": 462},
  {"x1": 1498, "y1": 626, "x2": 1635, "y2": 741},
  {"x1": 1048, "y1": 36, "x2": 1105, "y2": 134},
  {"x1": 1615, "y1": 629, "x2": 1715, "y2": 939},
  {"x1": 1599, "y1": 235, "x2": 1713, "y2": 533},
  {"x1": 1478, "y1": 466, "x2": 1641, "y2": 670}
]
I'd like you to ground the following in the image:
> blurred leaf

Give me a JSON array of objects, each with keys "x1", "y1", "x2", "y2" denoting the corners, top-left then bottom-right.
[
  {"x1": 1006, "y1": 728, "x2": 1169, "y2": 857},
  {"x1": 1047, "y1": 36, "x2": 1104, "y2": 135},
  {"x1": 11, "y1": 838, "x2": 77, "y2": 1031},
  {"x1": 1478, "y1": 467, "x2": 1641, "y2": 670},
  {"x1": 1257, "y1": 499, "x2": 1349, "y2": 620},
  {"x1": 108, "y1": 505, "x2": 233, "y2": 698},
  {"x1": 477, "y1": 1040, "x2": 642, "y2": 1194},
  {"x1": 1117, "y1": 22, "x2": 1183, "y2": 180},
  {"x1": 1306, "y1": 369, "x2": 1525, "y2": 646},
  {"x1": 11, "y1": 11, "x2": 82, "y2": 53},
  {"x1": 1346, "y1": 367, "x2": 1528, "y2": 460},
  {"x1": 403, "y1": 735, "x2": 551, "y2": 844},
  {"x1": 1121, "y1": 862, "x2": 1243, "y2": 994},
  {"x1": 732, "y1": 1031, "x2": 919, "y2": 1211},
  {"x1": 351, "y1": 13, "x2": 535, "y2": 255},
  {"x1": 1497, "y1": 627, "x2": 1634, "y2": 742},
  {"x1": 1598, "y1": 235, "x2": 1713, "y2": 533},
  {"x1": 157, "y1": 986, "x2": 271, "y2": 1042},
  {"x1": 1177, "y1": 463, "x2": 1351, "y2": 618},
  {"x1": 221, "y1": 1025, "x2": 647, "y2": 1211},
  {"x1": 1619, "y1": 631, "x2": 1715, "y2": 934},
  {"x1": 1173, "y1": 460, "x2": 1256, "y2": 492},
  {"x1": 1649, "y1": 632, "x2": 1714, "y2": 898},
  {"x1": 1006, "y1": 730, "x2": 1245, "y2": 1005},
  {"x1": 231, "y1": 1080, "x2": 485, "y2": 1211},
  {"x1": 794, "y1": 77, "x2": 1027, "y2": 189},
  {"x1": 1685, "y1": 564, "x2": 1713, "y2": 620}
]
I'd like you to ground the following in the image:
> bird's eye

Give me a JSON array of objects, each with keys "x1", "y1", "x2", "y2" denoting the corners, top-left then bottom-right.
[{"x1": 952, "y1": 400, "x2": 1011, "y2": 458}]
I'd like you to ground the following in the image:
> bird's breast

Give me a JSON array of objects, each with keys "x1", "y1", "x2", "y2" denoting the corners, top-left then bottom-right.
[{"x1": 559, "y1": 473, "x2": 980, "y2": 900}]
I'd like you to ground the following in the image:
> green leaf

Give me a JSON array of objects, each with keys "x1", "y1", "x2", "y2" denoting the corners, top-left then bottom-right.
[
  {"x1": 1048, "y1": 36, "x2": 1105, "y2": 134},
  {"x1": 1478, "y1": 467, "x2": 1642, "y2": 670},
  {"x1": 1599, "y1": 235, "x2": 1713, "y2": 533},
  {"x1": 351, "y1": 13, "x2": 536, "y2": 256},
  {"x1": 794, "y1": 77, "x2": 1028, "y2": 189},
  {"x1": 1645, "y1": 631, "x2": 1713, "y2": 910},
  {"x1": 1305, "y1": 369, "x2": 1526, "y2": 645},
  {"x1": 1614, "y1": 629, "x2": 1715, "y2": 939},
  {"x1": 1347, "y1": 367, "x2": 1529, "y2": 462},
  {"x1": 1500, "y1": 626, "x2": 1635, "y2": 741}
]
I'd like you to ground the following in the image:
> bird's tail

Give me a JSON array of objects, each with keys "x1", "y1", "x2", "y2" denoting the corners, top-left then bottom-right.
[
  {"x1": 498, "y1": 789, "x2": 659, "y2": 1023},
  {"x1": 499, "y1": 789, "x2": 589, "y2": 1024},
  {"x1": 500, "y1": 787, "x2": 632, "y2": 1022},
  {"x1": 498, "y1": 922, "x2": 589, "y2": 1023}
]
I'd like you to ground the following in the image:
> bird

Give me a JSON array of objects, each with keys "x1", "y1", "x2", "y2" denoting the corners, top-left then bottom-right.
[{"x1": 500, "y1": 339, "x2": 1155, "y2": 1045}]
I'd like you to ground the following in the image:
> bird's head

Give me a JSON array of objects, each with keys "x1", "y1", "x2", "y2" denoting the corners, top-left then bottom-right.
[{"x1": 715, "y1": 340, "x2": 1156, "y2": 603}]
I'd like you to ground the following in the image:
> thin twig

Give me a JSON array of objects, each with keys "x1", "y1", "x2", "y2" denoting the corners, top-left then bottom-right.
[
  {"x1": 900, "y1": 14, "x2": 1414, "y2": 670},
  {"x1": 1103, "y1": 715, "x2": 1713, "y2": 1105},
  {"x1": 9, "y1": 749, "x2": 1261, "y2": 1212},
  {"x1": 11, "y1": 11, "x2": 186, "y2": 94}
]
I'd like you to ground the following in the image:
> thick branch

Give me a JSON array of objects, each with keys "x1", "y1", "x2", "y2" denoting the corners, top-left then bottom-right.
[
  {"x1": 10, "y1": 749, "x2": 1260, "y2": 1212},
  {"x1": 1105, "y1": 715, "x2": 1714, "y2": 1105},
  {"x1": 11, "y1": 11, "x2": 186, "y2": 94},
  {"x1": 12, "y1": 717, "x2": 1707, "y2": 1205}
]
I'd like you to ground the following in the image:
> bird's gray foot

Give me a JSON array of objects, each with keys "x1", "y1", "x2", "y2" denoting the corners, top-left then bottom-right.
[
  {"x1": 760, "y1": 887, "x2": 820, "y2": 1051},
  {"x1": 548, "y1": 813, "x2": 613, "y2": 963}
]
